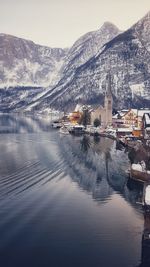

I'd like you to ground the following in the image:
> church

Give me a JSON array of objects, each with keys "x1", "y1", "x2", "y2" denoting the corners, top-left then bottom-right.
[{"x1": 91, "y1": 73, "x2": 113, "y2": 127}]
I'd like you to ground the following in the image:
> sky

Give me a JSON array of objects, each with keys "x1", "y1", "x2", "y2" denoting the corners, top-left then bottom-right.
[{"x1": 0, "y1": 0, "x2": 150, "y2": 48}]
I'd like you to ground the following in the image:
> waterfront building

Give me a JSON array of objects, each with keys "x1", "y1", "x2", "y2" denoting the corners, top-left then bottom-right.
[
  {"x1": 113, "y1": 109, "x2": 150, "y2": 130},
  {"x1": 68, "y1": 111, "x2": 82, "y2": 124}
]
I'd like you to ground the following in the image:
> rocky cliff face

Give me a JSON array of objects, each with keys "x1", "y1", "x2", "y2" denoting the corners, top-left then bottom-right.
[
  {"x1": 0, "y1": 34, "x2": 67, "y2": 88},
  {"x1": 24, "y1": 22, "x2": 121, "y2": 112},
  {"x1": 0, "y1": 34, "x2": 68, "y2": 112},
  {"x1": 28, "y1": 11, "x2": 150, "y2": 112},
  {"x1": 62, "y1": 22, "x2": 120, "y2": 75}
]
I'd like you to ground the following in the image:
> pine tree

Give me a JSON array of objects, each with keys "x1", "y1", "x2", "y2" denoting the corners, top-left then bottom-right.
[
  {"x1": 80, "y1": 107, "x2": 91, "y2": 128},
  {"x1": 94, "y1": 118, "x2": 101, "y2": 127}
]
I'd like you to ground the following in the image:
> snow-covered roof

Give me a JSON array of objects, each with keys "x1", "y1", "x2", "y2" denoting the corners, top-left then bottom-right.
[
  {"x1": 117, "y1": 128, "x2": 132, "y2": 132},
  {"x1": 145, "y1": 113, "x2": 150, "y2": 125},
  {"x1": 118, "y1": 110, "x2": 129, "y2": 117},
  {"x1": 131, "y1": 109, "x2": 138, "y2": 114},
  {"x1": 145, "y1": 185, "x2": 150, "y2": 205},
  {"x1": 112, "y1": 114, "x2": 119, "y2": 119},
  {"x1": 74, "y1": 104, "x2": 83, "y2": 112},
  {"x1": 132, "y1": 163, "x2": 143, "y2": 172},
  {"x1": 73, "y1": 125, "x2": 85, "y2": 128},
  {"x1": 138, "y1": 110, "x2": 150, "y2": 117},
  {"x1": 118, "y1": 109, "x2": 150, "y2": 118},
  {"x1": 118, "y1": 109, "x2": 136, "y2": 118}
]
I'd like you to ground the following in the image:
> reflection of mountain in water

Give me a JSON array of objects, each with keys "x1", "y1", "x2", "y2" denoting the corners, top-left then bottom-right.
[
  {"x1": 126, "y1": 179, "x2": 144, "y2": 206},
  {"x1": 59, "y1": 134, "x2": 142, "y2": 206},
  {"x1": 0, "y1": 114, "x2": 61, "y2": 134}
]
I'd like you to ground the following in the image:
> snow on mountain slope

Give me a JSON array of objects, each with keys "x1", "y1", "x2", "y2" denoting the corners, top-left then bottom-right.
[
  {"x1": 1, "y1": 12, "x2": 150, "y2": 113},
  {"x1": 0, "y1": 34, "x2": 67, "y2": 88},
  {"x1": 23, "y1": 22, "x2": 120, "y2": 112},
  {"x1": 28, "y1": 12, "x2": 150, "y2": 112},
  {"x1": 62, "y1": 22, "x2": 120, "y2": 73}
]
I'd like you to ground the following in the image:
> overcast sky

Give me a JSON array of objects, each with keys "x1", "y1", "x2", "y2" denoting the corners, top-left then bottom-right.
[{"x1": 0, "y1": 0, "x2": 150, "y2": 48}]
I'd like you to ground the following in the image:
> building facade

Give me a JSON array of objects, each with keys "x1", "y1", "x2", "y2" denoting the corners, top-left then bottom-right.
[{"x1": 91, "y1": 73, "x2": 113, "y2": 127}]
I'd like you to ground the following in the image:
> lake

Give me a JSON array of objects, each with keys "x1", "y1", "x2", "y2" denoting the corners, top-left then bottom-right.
[{"x1": 0, "y1": 114, "x2": 148, "y2": 267}]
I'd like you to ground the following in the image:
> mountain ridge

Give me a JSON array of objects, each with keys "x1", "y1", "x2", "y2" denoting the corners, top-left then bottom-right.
[
  {"x1": 0, "y1": 11, "x2": 150, "y2": 112},
  {"x1": 27, "y1": 11, "x2": 150, "y2": 112},
  {"x1": 0, "y1": 33, "x2": 68, "y2": 88}
]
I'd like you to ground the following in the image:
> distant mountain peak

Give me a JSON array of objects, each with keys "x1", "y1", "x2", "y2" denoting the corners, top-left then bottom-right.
[
  {"x1": 143, "y1": 10, "x2": 150, "y2": 19},
  {"x1": 97, "y1": 22, "x2": 121, "y2": 37},
  {"x1": 100, "y1": 21, "x2": 119, "y2": 30}
]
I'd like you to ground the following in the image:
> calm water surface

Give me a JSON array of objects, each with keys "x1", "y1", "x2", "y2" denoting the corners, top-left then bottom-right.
[{"x1": 0, "y1": 114, "x2": 148, "y2": 267}]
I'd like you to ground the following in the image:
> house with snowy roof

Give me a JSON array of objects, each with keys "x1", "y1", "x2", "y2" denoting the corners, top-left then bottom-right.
[{"x1": 113, "y1": 109, "x2": 150, "y2": 129}]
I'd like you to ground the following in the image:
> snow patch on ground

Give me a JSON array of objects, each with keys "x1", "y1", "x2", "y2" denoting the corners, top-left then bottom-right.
[{"x1": 130, "y1": 83, "x2": 145, "y2": 98}]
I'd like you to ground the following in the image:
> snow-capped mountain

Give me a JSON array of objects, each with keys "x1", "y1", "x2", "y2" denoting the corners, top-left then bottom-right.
[
  {"x1": 23, "y1": 22, "x2": 121, "y2": 112},
  {"x1": 0, "y1": 22, "x2": 120, "y2": 112},
  {"x1": 0, "y1": 33, "x2": 67, "y2": 88},
  {"x1": 0, "y1": 34, "x2": 68, "y2": 112},
  {"x1": 1, "y1": 11, "x2": 150, "y2": 112},
  {"x1": 62, "y1": 22, "x2": 120, "y2": 75},
  {"x1": 26, "y1": 11, "x2": 150, "y2": 112}
]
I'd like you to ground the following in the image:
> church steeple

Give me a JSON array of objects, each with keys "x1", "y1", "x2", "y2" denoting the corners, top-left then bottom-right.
[
  {"x1": 104, "y1": 72, "x2": 113, "y2": 126},
  {"x1": 105, "y1": 71, "x2": 112, "y2": 97}
]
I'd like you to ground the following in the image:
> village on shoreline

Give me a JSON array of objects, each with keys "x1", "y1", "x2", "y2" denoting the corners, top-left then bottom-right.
[{"x1": 50, "y1": 74, "x2": 150, "y2": 209}]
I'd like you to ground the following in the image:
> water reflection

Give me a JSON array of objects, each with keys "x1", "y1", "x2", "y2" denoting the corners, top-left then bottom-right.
[
  {"x1": 116, "y1": 140, "x2": 125, "y2": 151},
  {"x1": 126, "y1": 179, "x2": 144, "y2": 205},
  {"x1": 59, "y1": 135, "x2": 112, "y2": 201},
  {"x1": 59, "y1": 132, "x2": 150, "y2": 218},
  {"x1": 138, "y1": 211, "x2": 150, "y2": 267},
  {"x1": 128, "y1": 145, "x2": 150, "y2": 170},
  {"x1": 80, "y1": 135, "x2": 91, "y2": 152},
  {"x1": 59, "y1": 133, "x2": 144, "y2": 208},
  {"x1": 93, "y1": 134, "x2": 100, "y2": 144},
  {"x1": 0, "y1": 114, "x2": 145, "y2": 209},
  {"x1": 0, "y1": 113, "x2": 58, "y2": 133},
  {"x1": 0, "y1": 114, "x2": 146, "y2": 267}
]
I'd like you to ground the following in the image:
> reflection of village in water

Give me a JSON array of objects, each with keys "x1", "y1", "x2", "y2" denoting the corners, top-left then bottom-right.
[
  {"x1": 0, "y1": 114, "x2": 150, "y2": 266},
  {"x1": 1, "y1": 114, "x2": 146, "y2": 207},
  {"x1": 60, "y1": 133, "x2": 150, "y2": 267},
  {"x1": 139, "y1": 211, "x2": 150, "y2": 267},
  {"x1": 59, "y1": 134, "x2": 140, "y2": 205}
]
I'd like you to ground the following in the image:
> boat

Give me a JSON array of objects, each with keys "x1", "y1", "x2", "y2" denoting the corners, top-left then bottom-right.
[
  {"x1": 69, "y1": 125, "x2": 85, "y2": 135},
  {"x1": 51, "y1": 120, "x2": 62, "y2": 128},
  {"x1": 130, "y1": 162, "x2": 150, "y2": 182},
  {"x1": 59, "y1": 126, "x2": 70, "y2": 135},
  {"x1": 104, "y1": 128, "x2": 116, "y2": 139},
  {"x1": 85, "y1": 126, "x2": 103, "y2": 135}
]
